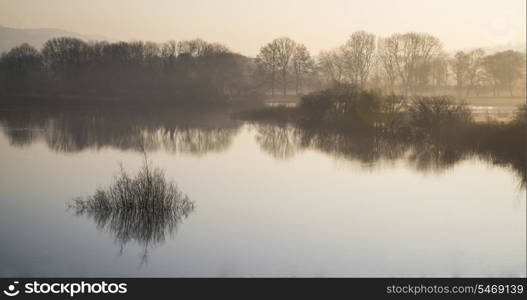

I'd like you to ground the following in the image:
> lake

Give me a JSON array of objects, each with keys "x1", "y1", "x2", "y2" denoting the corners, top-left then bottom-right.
[{"x1": 0, "y1": 106, "x2": 525, "y2": 277}]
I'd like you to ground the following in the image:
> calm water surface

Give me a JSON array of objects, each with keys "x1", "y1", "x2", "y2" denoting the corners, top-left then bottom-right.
[{"x1": 0, "y1": 107, "x2": 525, "y2": 277}]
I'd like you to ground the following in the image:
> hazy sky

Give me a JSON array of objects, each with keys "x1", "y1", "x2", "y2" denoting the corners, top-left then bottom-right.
[{"x1": 1, "y1": 0, "x2": 525, "y2": 55}]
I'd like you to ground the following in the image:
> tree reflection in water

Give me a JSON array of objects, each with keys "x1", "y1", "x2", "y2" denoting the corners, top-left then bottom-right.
[
  {"x1": 0, "y1": 105, "x2": 241, "y2": 155},
  {"x1": 1, "y1": 104, "x2": 524, "y2": 186},
  {"x1": 253, "y1": 123, "x2": 526, "y2": 187}
]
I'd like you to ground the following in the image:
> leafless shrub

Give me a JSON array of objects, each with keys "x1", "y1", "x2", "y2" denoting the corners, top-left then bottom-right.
[{"x1": 69, "y1": 154, "x2": 194, "y2": 261}]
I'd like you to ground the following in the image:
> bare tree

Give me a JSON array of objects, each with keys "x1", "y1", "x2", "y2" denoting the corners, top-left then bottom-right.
[
  {"x1": 177, "y1": 39, "x2": 210, "y2": 57},
  {"x1": 377, "y1": 38, "x2": 398, "y2": 93},
  {"x1": 341, "y1": 31, "x2": 376, "y2": 88},
  {"x1": 256, "y1": 37, "x2": 297, "y2": 96},
  {"x1": 317, "y1": 49, "x2": 346, "y2": 86},
  {"x1": 161, "y1": 41, "x2": 178, "y2": 59},
  {"x1": 0, "y1": 43, "x2": 42, "y2": 93},
  {"x1": 291, "y1": 44, "x2": 314, "y2": 95},
  {"x1": 430, "y1": 53, "x2": 449, "y2": 92},
  {"x1": 450, "y1": 51, "x2": 470, "y2": 95},
  {"x1": 256, "y1": 41, "x2": 279, "y2": 96},
  {"x1": 411, "y1": 33, "x2": 443, "y2": 94},
  {"x1": 451, "y1": 49, "x2": 485, "y2": 96},
  {"x1": 42, "y1": 37, "x2": 91, "y2": 75},
  {"x1": 465, "y1": 49, "x2": 485, "y2": 96},
  {"x1": 379, "y1": 33, "x2": 442, "y2": 95},
  {"x1": 483, "y1": 50, "x2": 525, "y2": 96},
  {"x1": 274, "y1": 37, "x2": 297, "y2": 96}
]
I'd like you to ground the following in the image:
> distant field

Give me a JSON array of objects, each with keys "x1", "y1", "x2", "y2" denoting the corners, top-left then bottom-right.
[
  {"x1": 264, "y1": 95, "x2": 301, "y2": 107},
  {"x1": 460, "y1": 97, "x2": 525, "y2": 122},
  {"x1": 460, "y1": 97, "x2": 526, "y2": 107},
  {"x1": 265, "y1": 95, "x2": 526, "y2": 105},
  {"x1": 263, "y1": 95, "x2": 525, "y2": 122}
]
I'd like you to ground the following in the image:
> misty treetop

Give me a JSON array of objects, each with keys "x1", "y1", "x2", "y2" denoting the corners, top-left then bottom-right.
[
  {"x1": 254, "y1": 32, "x2": 524, "y2": 98},
  {"x1": 256, "y1": 37, "x2": 316, "y2": 96},
  {"x1": 0, "y1": 31, "x2": 525, "y2": 103},
  {"x1": 317, "y1": 32, "x2": 526, "y2": 97}
]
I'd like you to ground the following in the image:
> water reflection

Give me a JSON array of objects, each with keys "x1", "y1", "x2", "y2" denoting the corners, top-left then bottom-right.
[
  {"x1": 0, "y1": 106, "x2": 241, "y2": 155},
  {"x1": 255, "y1": 124, "x2": 302, "y2": 160},
  {"x1": 70, "y1": 199, "x2": 194, "y2": 263},
  {"x1": 253, "y1": 123, "x2": 526, "y2": 186},
  {"x1": 1, "y1": 105, "x2": 524, "y2": 186}
]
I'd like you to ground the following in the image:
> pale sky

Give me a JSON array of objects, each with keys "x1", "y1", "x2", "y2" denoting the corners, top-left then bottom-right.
[{"x1": 0, "y1": 0, "x2": 525, "y2": 55}]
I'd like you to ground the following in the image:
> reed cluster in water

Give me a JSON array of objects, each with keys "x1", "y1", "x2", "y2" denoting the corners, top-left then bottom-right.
[
  {"x1": 69, "y1": 155, "x2": 194, "y2": 251},
  {"x1": 71, "y1": 155, "x2": 193, "y2": 213}
]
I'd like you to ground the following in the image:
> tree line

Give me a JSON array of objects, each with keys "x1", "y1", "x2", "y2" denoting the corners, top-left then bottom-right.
[
  {"x1": 0, "y1": 32, "x2": 525, "y2": 102},
  {"x1": 257, "y1": 32, "x2": 525, "y2": 97},
  {"x1": 0, "y1": 37, "x2": 257, "y2": 102}
]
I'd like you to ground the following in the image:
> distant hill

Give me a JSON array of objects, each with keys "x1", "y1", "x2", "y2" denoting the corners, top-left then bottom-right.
[{"x1": 0, "y1": 25, "x2": 108, "y2": 53}]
